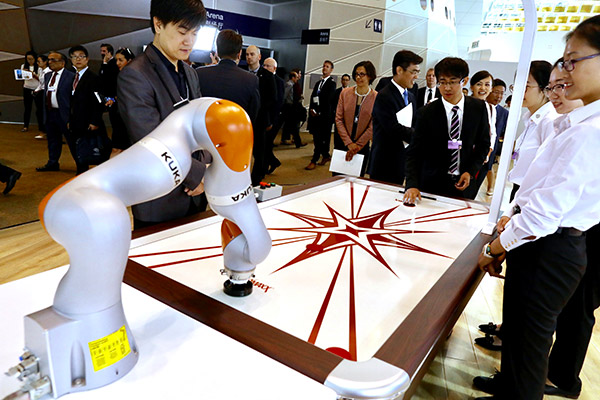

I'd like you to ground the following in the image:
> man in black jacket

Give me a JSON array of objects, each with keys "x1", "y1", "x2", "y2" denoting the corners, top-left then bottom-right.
[
  {"x1": 306, "y1": 60, "x2": 336, "y2": 170},
  {"x1": 368, "y1": 50, "x2": 422, "y2": 184},
  {"x1": 69, "y1": 45, "x2": 108, "y2": 175},
  {"x1": 403, "y1": 57, "x2": 490, "y2": 203},
  {"x1": 244, "y1": 45, "x2": 276, "y2": 185},
  {"x1": 416, "y1": 68, "x2": 441, "y2": 108},
  {"x1": 196, "y1": 29, "x2": 259, "y2": 121}
]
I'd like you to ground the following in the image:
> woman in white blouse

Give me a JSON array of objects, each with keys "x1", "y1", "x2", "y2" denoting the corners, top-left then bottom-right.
[
  {"x1": 20, "y1": 51, "x2": 41, "y2": 132},
  {"x1": 507, "y1": 60, "x2": 556, "y2": 201},
  {"x1": 33, "y1": 55, "x2": 50, "y2": 137}
]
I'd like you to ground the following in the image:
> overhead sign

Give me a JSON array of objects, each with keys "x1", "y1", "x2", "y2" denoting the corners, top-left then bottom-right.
[
  {"x1": 301, "y1": 29, "x2": 330, "y2": 45},
  {"x1": 205, "y1": 8, "x2": 271, "y2": 39}
]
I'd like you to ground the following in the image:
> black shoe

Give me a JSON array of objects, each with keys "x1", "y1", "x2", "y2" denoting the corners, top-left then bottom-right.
[
  {"x1": 3, "y1": 171, "x2": 21, "y2": 195},
  {"x1": 474, "y1": 334, "x2": 502, "y2": 350},
  {"x1": 473, "y1": 372, "x2": 502, "y2": 395},
  {"x1": 36, "y1": 163, "x2": 59, "y2": 172},
  {"x1": 267, "y1": 159, "x2": 281, "y2": 174},
  {"x1": 544, "y1": 384, "x2": 580, "y2": 399},
  {"x1": 295, "y1": 142, "x2": 308, "y2": 148},
  {"x1": 478, "y1": 322, "x2": 501, "y2": 336}
]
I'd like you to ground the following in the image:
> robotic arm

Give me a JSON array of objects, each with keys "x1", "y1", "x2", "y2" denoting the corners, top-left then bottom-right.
[{"x1": 4, "y1": 98, "x2": 271, "y2": 399}]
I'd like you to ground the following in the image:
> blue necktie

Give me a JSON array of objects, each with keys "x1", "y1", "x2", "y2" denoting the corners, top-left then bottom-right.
[{"x1": 403, "y1": 90, "x2": 409, "y2": 105}]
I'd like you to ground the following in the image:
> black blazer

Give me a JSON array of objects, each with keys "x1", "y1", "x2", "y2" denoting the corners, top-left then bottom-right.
[
  {"x1": 416, "y1": 86, "x2": 441, "y2": 108},
  {"x1": 117, "y1": 44, "x2": 211, "y2": 223},
  {"x1": 271, "y1": 73, "x2": 285, "y2": 123},
  {"x1": 70, "y1": 69, "x2": 105, "y2": 134},
  {"x1": 308, "y1": 76, "x2": 336, "y2": 129},
  {"x1": 196, "y1": 59, "x2": 260, "y2": 122},
  {"x1": 405, "y1": 96, "x2": 491, "y2": 196},
  {"x1": 368, "y1": 82, "x2": 417, "y2": 185},
  {"x1": 256, "y1": 66, "x2": 277, "y2": 130},
  {"x1": 44, "y1": 68, "x2": 75, "y2": 125},
  {"x1": 99, "y1": 58, "x2": 119, "y2": 98}
]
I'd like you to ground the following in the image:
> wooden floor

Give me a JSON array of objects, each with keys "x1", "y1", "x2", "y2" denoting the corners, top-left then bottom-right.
[{"x1": 1, "y1": 222, "x2": 598, "y2": 399}]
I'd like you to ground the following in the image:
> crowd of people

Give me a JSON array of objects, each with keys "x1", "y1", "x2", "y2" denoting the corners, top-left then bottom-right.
[{"x1": 4, "y1": 3, "x2": 600, "y2": 400}]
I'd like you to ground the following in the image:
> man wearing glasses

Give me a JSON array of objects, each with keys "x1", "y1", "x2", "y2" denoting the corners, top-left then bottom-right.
[
  {"x1": 484, "y1": 79, "x2": 509, "y2": 195},
  {"x1": 68, "y1": 45, "x2": 108, "y2": 175},
  {"x1": 404, "y1": 57, "x2": 490, "y2": 203},
  {"x1": 369, "y1": 50, "x2": 422, "y2": 185},
  {"x1": 37, "y1": 51, "x2": 75, "y2": 172}
]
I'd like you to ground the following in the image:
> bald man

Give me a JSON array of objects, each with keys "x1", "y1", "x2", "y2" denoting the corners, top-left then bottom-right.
[
  {"x1": 263, "y1": 57, "x2": 285, "y2": 174},
  {"x1": 243, "y1": 45, "x2": 276, "y2": 185}
]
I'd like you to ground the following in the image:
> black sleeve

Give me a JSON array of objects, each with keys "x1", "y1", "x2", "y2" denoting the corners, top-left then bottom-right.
[{"x1": 405, "y1": 107, "x2": 427, "y2": 189}]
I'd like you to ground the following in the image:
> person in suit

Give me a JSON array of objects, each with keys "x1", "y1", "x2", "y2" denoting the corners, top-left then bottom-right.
[
  {"x1": 243, "y1": 45, "x2": 276, "y2": 185},
  {"x1": 281, "y1": 70, "x2": 305, "y2": 147},
  {"x1": 332, "y1": 73, "x2": 351, "y2": 151},
  {"x1": 37, "y1": 51, "x2": 76, "y2": 172},
  {"x1": 117, "y1": 0, "x2": 211, "y2": 229},
  {"x1": 334, "y1": 61, "x2": 377, "y2": 177},
  {"x1": 306, "y1": 60, "x2": 337, "y2": 170},
  {"x1": 99, "y1": 43, "x2": 121, "y2": 154},
  {"x1": 416, "y1": 68, "x2": 441, "y2": 108},
  {"x1": 263, "y1": 57, "x2": 285, "y2": 174},
  {"x1": 375, "y1": 75, "x2": 418, "y2": 96},
  {"x1": 484, "y1": 79, "x2": 509, "y2": 195},
  {"x1": 403, "y1": 57, "x2": 490, "y2": 203},
  {"x1": 196, "y1": 30, "x2": 259, "y2": 121},
  {"x1": 68, "y1": 45, "x2": 108, "y2": 175},
  {"x1": 368, "y1": 50, "x2": 422, "y2": 185},
  {"x1": 0, "y1": 162, "x2": 21, "y2": 195}
]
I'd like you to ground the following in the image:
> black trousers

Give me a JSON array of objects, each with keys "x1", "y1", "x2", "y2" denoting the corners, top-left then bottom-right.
[
  {"x1": 33, "y1": 92, "x2": 45, "y2": 132},
  {"x1": 23, "y1": 88, "x2": 35, "y2": 128},
  {"x1": 310, "y1": 120, "x2": 332, "y2": 163},
  {"x1": 280, "y1": 104, "x2": 301, "y2": 145},
  {"x1": 548, "y1": 223, "x2": 600, "y2": 393},
  {"x1": 251, "y1": 126, "x2": 266, "y2": 186},
  {"x1": 500, "y1": 231, "x2": 587, "y2": 400},
  {"x1": 45, "y1": 109, "x2": 79, "y2": 169}
]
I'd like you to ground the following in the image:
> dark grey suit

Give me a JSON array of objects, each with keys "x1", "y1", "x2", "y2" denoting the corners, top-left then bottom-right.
[
  {"x1": 196, "y1": 59, "x2": 260, "y2": 122},
  {"x1": 118, "y1": 45, "x2": 211, "y2": 225}
]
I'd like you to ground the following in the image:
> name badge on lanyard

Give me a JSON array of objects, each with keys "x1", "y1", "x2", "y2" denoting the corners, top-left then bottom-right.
[{"x1": 448, "y1": 139, "x2": 462, "y2": 150}]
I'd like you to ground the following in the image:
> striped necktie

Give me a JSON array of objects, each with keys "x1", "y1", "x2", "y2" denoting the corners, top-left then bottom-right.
[{"x1": 449, "y1": 105, "x2": 460, "y2": 175}]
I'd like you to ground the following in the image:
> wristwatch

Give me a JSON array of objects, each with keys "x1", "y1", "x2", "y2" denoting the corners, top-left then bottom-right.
[{"x1": 482, "y1": 242, "x2": 502, "y2": 259}]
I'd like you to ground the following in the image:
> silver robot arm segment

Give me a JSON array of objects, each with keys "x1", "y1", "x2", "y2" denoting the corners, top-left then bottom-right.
[{"x1": 7, "y1": 98, "x2": 271, "y2": 399}]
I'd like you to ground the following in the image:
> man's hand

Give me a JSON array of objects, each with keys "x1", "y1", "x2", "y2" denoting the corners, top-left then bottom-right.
[
  {"x1": 345, "y1": 143, "x2": 360, "y2": 161},
  {"x1": 105, "y1": 99, "x2": 114, "y2": 107},
  {"x1": 103, "y1": 53, "x2": 111, "y2": 63},
  {"x1": 478, "y1": 254, "x2": 506, "y2": 278},
  {"x1": 184, "y1": 181, "x2": 205, "y2": 197},
  {"x1": 403, "y1": 188, "x2": 421, "y2": 205},
  {"x1": 88, "y1": 124, "x2": 98, "y2": 131},
  {"x1": 455, "y1": 172, "x2": 471, "y2": 191},
  {"x1": 309, "y1": 109, "x2": 318, "y2": 117},
  {"x1": 497, "y1": 216, "x2": 510, "y2": 233}
]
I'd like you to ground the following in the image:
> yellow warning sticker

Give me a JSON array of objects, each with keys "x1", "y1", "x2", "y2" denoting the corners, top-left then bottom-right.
[{"x1": 88, "y1": 325, "x2": 131, "y2": 372}]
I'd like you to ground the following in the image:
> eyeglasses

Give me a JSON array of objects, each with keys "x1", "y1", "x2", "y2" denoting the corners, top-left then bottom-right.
[
  {"x1": 558, "y1": 53, "x2": 600, "y2": 72},
  {"x1": 543, "y1": 83, "x2": 568, "y2": 97},
  {"x1": 437, "y1": 79, "x2": 463, "y2": 88},
  {"x1": 70, "y1": 55, "x2": 87, "y2": 60},
  {"x1": 407, "y1": 69, "x2": 421, "y2": 75},
  {"x1": 354, "y1": 72, "x2": 367, "y2": 78}
]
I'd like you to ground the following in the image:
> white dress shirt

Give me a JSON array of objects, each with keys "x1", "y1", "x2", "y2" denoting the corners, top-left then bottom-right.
[
  {"x1": 508, "y1": 101, "x2": 558, "y2": 185},
  {"x1": 441, "y1": 94, "x2": 465, "y2": 136},
  {"x1": 35, "y1": 66, "x2": 51, "y2": 93},
  {"x1": 72, "y1": 66, "x2": 88, "y2": 94},
  {"x1": 391, "y1": 78, "x2": 407, "y2": 101},
  {"x1": 485, "y1": 102, "x2": 497, "y2": 151},
  {"x1": 423, "y1": 86, "x2": 436, "y2": 106},
  {"x1": 47, "y1": 68, "x2": 65, "y2": 109},
  {"x1": 500, "y1": 99, "x2": 600, "y2": 251}
]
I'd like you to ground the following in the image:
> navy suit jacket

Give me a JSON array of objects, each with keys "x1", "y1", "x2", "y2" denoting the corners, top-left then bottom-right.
[
  {"x1": 405, "y1": 96, "x2": 491, "y2": 197},
  {"x1": 368, "y1": 82, "x2": 417, "y2": 185},
  {"x1": 44, "y1": 68, "x2": 75, "y2": 125},
  {"x1": 196, "y1": 59, "x2": 260, "y2": 122}
]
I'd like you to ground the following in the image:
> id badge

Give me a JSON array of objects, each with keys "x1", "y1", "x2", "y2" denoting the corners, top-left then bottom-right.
[
  {"x1": 512, "y1": 150, "x2": 519, "y2": 160},
  {"x1": 48, "y1": 86, "x2": 57, "y2": 92},
  {"x1": 312, "y1": 96, "x2": 320, "y2": 106},
  {"x1": 447, "y1": 139, "x2": 462, "y2": 150}
]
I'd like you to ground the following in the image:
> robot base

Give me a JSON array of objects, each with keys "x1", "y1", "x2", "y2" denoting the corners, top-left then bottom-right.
[
  {"x1": 23, "y1": 302, "x2": 138, "y2": 398},
  {"x1": 223, "y1": 280, "x2": 253, "y2": 297}
]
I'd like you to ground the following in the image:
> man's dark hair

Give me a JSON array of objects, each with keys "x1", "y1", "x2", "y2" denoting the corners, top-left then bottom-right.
[
  {"x1": 392, "y1": 50, "x2": 423, "y2": 74},
  {"x1": 566, "y1": 14, "x2": 600, "y2": 51},
  {"x1": 506, "y1": 95, "x2": 512, "y2": 103},
  {"x1": 529, "y1": 60, "x2": 552, "y2": 88},
  {"x1": 341, "y1": 73, "x2": 351, "y2": 79},
  {"x1": 100, "y1": 43, "x2": 114, "y2": 55},
  {"x1": 434, "y1": 57, "x2": 469, "y2": 80},
  {"x1": 352, "y1": 60, "x2": 377, "y2": 85},
  {"x1": 216, "y1": 29, "x2": 242, "y2": 59},
  {"x1": 150, "y1": 0, "x2": 207, "y2": 34},
  {"x1": 492, "y1": 78, "x2": 506, "y2": 89},
  {"x1": 470, "y1": 70, "x2": 493, "y2": 86},
  {"x1": 69, "y1": 45, "x2": 89, "y2": 58},
  {"x1": 324, "y1": 60, "x2": 334, "y2": 69}
]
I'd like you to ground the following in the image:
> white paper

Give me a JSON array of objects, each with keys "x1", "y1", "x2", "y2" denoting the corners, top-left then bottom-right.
[
  {"x1": 329, "y1": 149, "x2": 364, "y2": 177},
  {"x1": 396, "y1": 103, "x2": 413, "y2": 148},
  {"x1": 14, "y1": 69, "x2": 32, "y2": 80}
]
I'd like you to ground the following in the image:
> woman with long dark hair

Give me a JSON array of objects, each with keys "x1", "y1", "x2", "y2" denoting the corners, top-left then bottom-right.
[
  {"x1": 109, "y1": 48, "x2": 135, "y2": 155},
  {"x1": 33, "y1": 54, "x2": 49, "y2": 137},
  {"x1": 20, "y1": 50, "x2": 40, "y2": 132}
]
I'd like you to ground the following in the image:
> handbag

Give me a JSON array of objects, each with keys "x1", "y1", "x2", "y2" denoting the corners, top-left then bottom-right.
[{"x1": 76, "y1": 133, "x2": 112, "y2": 165}]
